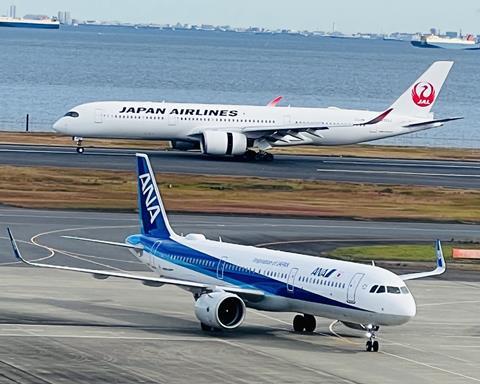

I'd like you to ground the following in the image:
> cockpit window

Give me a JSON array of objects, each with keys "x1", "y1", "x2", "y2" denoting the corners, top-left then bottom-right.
[
  {"x1": 369, "y1": 285, "x2": 378, "y2": 293},
  {"x1": 400, "y1": 286, "x2": 409, "y2": 294},
  {"x1": 387, "y1": 286, "x2": 401, "y2": 294},
  {"x1": 376, "y1": 285, "x2": 386, "y2": 293},
  {"x1": 64, "y1": 111, "x2": 79, "y2": 118}
]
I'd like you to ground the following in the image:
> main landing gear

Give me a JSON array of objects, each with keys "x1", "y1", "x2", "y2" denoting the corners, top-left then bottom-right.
[
  {"x1": 365, "y1": 324, "x2": 380, "y2": 352},
  {"x1": 293, "y1": 314, "x2": 316, "y2": 333},
  {"x1": 73, "y1": 136, "x2": 84, "y2": 154},
  {"x1": 242, "y1": 150, "x2": 274, "y2": 162}
]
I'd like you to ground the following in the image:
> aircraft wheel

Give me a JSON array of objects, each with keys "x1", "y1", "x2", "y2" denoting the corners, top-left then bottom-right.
[
  {"x1": 76, "y1": 146, "x2": 85, "y2": 154},
  {"x1": 366, "y1": 340, "x2": 372, "y2": 352},
  {"x1": 303, "y1": 314, "x2": 316, "y2": 332},
  {"x1": 264, "y1": 152, "x2": 274, "y2": 161},
  {"x1": 243, "y1": 150, "x2": 257, "y2": 161},
  {"x1": 255, "y1": 151, "x2": 274, "y2": 161},
  {"x1": 293, "y1": 314, "x2": 305, "y2": 332},
  {"x1": 372, "y1": 340, "x2": 379, "y2": 352}
]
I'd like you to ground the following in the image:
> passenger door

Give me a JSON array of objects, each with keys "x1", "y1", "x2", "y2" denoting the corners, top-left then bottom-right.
[
  {"x1": 287, "y1": 268, "x2": 299, "y2": 293},
  {"x1": 150, "y1": 240, "x2": 162, "y2": 270},
  {"x1": 95, "y1": 109, "x2": 103, "y2": 124},
  {"x1": 347, "y1": 273, "x2": 365, "y2": 304},
  {"x1": 216, "y1": 257, "x2": 227, "y2": 280}
]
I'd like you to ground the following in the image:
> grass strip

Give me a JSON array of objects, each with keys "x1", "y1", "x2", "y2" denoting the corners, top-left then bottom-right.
[
  {"x1": 0, "y1": 165, "x2": 480, "y2": 222},
  {"x1": 329, "y1": 243, "x2": 480, "y2": 262}
]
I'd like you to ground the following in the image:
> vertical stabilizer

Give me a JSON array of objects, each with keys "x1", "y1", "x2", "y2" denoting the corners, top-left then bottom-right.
[
  {"x1": 390, "y1": 61, "x2": 453, "y2": 118},
  {"x1": 136, "y1": 153, "x2": 175, "y2": 238}
]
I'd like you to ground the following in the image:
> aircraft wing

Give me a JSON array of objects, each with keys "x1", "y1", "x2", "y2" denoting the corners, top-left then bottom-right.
[
  {"x1": 190, "y1": 108, "x2": 393, "y2": 144},
  {"x1": 399, "y1": 240, "x2": 446, "y2": 281},
  {"x1": 7, "y1": 229, "x2": 264, "y2": 301},
  {"x1": 62, "y1": 235, "x2": 144, "y2": 250}
]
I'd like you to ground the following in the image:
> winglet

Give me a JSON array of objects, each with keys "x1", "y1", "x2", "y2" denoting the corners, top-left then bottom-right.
[
  {"x1": 7, "y1": 228, "x2": 28, "y2": 264},
  {"x1": 354, "y1": 108, "x2": 393, "y2": 126},
  {"x1": 267, "y1": 96, "x2": 283, "y2": 107},
  {"x1": 400, "y1": 240, "x2": 446, "y2": 281},
  {"x1": 435, "y1": 239, "x2": 445, "y2": 269}
]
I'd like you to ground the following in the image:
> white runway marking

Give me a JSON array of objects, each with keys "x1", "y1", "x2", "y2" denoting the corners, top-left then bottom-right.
[
  {"x1": 323, "y1": 159, "x2": 480, "y2": 170},
  {"x1": 380, "y1": 351, "x2": 480, "y2": 382},
  {"x1": 0, "y1": 148, "x2": 134, "y2": 157},
  {"x1": 328, "y1": 320, "x2": 479, "y2": 381},
  {"x1": 418, "y1": 300, "x2": 480, "y2": 307},
  {"x1": 317, "y1": 168, "x2": 480, "y2": 178}
]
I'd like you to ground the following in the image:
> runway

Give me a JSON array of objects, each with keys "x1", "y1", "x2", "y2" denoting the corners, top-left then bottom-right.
[
  {"x1": 1, "y1": 144, "x2": 480, "y2": 188},
  {"x1": 1, "y1": 208, "x2": 480, "y2": 383}
]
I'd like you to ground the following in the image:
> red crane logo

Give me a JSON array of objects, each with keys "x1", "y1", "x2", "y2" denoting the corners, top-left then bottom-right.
[{"x1": 412, "y1": 82, "x2": 435, "y2": 107}]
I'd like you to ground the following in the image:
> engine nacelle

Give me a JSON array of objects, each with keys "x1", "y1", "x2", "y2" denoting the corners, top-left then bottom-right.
[
  {"x1": 194, "y1": 291, "x2": 246, "y2": 330},
  {"x1": 201, "y1": 131, "x2": 247, "y2": 156},
  {"x1": 170, "y1": 140, "x2": 200, "y2": 151}
]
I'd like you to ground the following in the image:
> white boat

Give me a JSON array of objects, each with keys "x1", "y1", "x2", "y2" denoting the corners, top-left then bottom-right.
[
  {"x1": 411, "y1": 34, "x2": 480, "y2": 50},
  {"x1": 0, "y1": 16, "x2": 60, "y2": 29}
]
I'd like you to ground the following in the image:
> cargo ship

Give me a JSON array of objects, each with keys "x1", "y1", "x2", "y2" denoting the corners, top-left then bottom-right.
[
  {"x1": 0, "y1": 16, "x2": 60, "y2": 29},
  {"x1": 411, "y1": 33, "x2": 480, "y2": 50}
]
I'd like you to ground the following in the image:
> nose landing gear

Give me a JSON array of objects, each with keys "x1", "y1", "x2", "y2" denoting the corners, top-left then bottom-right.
[
  {"x1": 365, "y1": 324, "x2": 380, "y2": 352},
  {"x1": 73, "y1": 136, "x2": 84, "y2": 154}
]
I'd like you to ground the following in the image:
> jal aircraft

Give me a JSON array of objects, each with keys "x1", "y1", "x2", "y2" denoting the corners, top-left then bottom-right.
[
  {"x1": 8, "y1": 154, "x2": 446, "y2": 352},
  {"x1": 53, "y1": 61, "x2": 460, "y2": 160}
]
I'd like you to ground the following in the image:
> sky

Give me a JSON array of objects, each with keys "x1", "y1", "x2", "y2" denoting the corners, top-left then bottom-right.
[{"x1": 2, "y1": 0, "x2": 480, "y2": 34}]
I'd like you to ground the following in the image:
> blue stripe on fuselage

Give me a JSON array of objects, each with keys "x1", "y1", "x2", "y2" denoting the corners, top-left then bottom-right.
[{"x1": 127, "y1": 234, "x2": 368, "y2": 312}]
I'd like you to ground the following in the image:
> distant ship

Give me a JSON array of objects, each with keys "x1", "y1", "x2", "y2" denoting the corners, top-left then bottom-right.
[
  {"x1": 0, "y1": 16, "x2": 60, "y2": 29},
  {"x1": 411, "y1": 34, "x2": 480, "y2": 50}
]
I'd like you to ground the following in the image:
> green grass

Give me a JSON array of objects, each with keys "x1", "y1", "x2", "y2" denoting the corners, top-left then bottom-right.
[{"x1": 329, "y1": 243, "x2": 480, "y2": 262}]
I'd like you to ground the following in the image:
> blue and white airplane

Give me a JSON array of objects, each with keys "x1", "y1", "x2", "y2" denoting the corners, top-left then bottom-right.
[{"x1": 7, "y1": 154, "x2": 446, "y2": 352}]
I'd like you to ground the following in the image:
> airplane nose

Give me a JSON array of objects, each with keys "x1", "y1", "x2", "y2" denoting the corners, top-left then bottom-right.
[
  {"x1": 404, "y1": 294, "x2": 417, "y2": 318},
  {"x1": 52, "y1": 118, "x2": 67, "y2": 133}
]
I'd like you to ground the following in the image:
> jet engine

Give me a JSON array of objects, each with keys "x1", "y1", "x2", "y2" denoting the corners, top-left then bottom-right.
[
  {"x1": 170, "y1": 140, "x2": 200, "y2": 151},
  {"x1": 194, "y1": 291, "x2": 246, "y2": 330},
  {"x1": 201, "y1": 131, "x2": 247, "y2": 156}
]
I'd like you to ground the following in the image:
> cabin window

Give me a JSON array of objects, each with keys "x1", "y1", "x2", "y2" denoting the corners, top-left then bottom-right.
[
  {"x1": 369, "y1": 285, "x2": 378, "y2": 293},
  {"x1": 64, "y1": 111, "x2": 79, "y2": 118},
  {"x1": 387, "y1": 286, "x2": 401, "y2": 294},
  {"x1": 376, "y1": 286, "x2": 386, "y2": 293}
]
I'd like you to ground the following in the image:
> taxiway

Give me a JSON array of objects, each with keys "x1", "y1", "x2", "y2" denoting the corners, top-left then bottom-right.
[{"x1": 0, "y1": 208, "x2": 479, "y2": 383}]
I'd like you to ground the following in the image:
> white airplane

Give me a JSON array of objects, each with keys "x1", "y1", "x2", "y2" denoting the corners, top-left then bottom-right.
[
  {"x1": 52, "y1": 61, "x2": 461, "y2": 160},
  {"x1": 8, "y1": 153, "x2": 446, "y2": 352}
]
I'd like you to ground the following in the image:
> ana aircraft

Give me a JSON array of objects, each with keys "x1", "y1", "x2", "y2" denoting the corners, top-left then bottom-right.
[
  {"x1": 8, "y1": 154, "x2": 446, "y2": 352},
  {"x1": 53, "y1": 61, "x2": 460, "y2": 160}
]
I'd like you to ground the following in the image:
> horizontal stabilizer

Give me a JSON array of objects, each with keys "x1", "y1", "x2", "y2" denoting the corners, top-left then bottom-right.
[
  {"x1": 400, "y1": 240, "x2": 446, "y2": 281},
  {"x1": 403, "y1": 116, "x2": 463, "y2": 128}
]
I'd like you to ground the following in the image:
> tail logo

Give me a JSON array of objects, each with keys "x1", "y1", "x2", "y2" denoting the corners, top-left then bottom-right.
[
  {"x1": 412, "y1": 82, "x2": 435, "y2": 107},
  {"x1": 139, "y1": 173, "x2": 161, "y2": 224}
]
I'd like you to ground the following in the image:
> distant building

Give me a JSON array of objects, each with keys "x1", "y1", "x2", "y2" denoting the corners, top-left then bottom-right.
[
  {"x1": 9, "y1": 4, "x2": 16, "y2": 18},
  {"x1": 57, "y1": 11, "x2": 72, "y2": 25}
]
